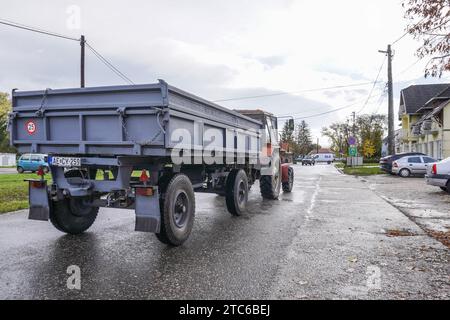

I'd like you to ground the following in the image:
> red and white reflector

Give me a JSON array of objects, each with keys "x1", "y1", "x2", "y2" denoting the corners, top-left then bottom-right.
[
  {"x1": 30, "y1": 181, "x2": 45, "y2": 189},
  {"x1": 136, "y1": 187, "x2": 153, "y2": 197},
  {"x1": 139, "y1": 170, "x2": 149, "y2": 183},
  {"x1": 36, "y1": 166, "x2": 45, "y2": 177}
]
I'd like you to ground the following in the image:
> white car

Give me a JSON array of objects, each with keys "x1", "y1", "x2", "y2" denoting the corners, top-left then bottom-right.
[
  {"x1": 425, "y1": 157, "x2": 450, "y2": 192},
  {"x1": 392, "y1": 155, "x2": 437, "y2": 177},
  {"x1": 311, "y1": 153, "x2": 334, "y2": 164}
]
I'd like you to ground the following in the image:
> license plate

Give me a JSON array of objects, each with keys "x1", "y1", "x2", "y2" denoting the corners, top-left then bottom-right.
[{"x1": 49, "y1": 156, "x2": 81, "y2": 167}]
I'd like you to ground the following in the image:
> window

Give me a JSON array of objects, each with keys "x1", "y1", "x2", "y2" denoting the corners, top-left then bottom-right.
[
  {"x1": 408, "y1": 157, "x2": 422, "y2": 163},
  {"x1": 30, "y1": 155, "x2": 41, "y2": 161},
  {"x1": 20, "y1": 154, "x2": 31, "y2": 161},
  {"x1": 423, "y1": 157, "x2": 436, "y2": 163}
]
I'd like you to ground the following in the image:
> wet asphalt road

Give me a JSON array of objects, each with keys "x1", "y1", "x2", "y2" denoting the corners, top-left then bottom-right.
[
  {"x1": 0, "y1": 164, "x2": 448, "y2": 299},
  {"x1": 0, "y1": 168, "x2": 16, "y2": 174}
]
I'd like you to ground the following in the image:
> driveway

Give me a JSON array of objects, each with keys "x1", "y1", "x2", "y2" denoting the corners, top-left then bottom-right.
[
  {"x1": 0, "y1": 164, "x2": 448, "y2": 299},
  {"x1": 363, "y1": 174, "x2": 450, "y2": 238}
]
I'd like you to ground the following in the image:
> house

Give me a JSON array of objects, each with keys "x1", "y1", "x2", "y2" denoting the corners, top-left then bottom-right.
[{"x1": 398, "y1": 83, "x2": 450, "y2": 160}]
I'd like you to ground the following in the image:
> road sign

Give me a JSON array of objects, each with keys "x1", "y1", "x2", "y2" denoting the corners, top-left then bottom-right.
[{"x1": 349, "y1": 146, "x2": 357, "y2": 157}]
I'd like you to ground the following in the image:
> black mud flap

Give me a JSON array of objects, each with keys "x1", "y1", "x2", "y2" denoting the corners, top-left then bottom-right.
[
  {"x1": 134, "y1": 186, "x2": 160, "y2": 233},
  {"x1": 27, "y1": 180, "x2": 50, "y2": 221}
]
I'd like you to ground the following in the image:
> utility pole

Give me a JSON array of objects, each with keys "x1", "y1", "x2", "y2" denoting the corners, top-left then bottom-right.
[
  {"x1": 316, "y1": 137, "x2": 319, "y2": 154},
  {"x1": 379, "y1": 45, "x2": 394, "y2": 155},
  {"x1": 352, "y1": 111, "x2": 356, "y2": 137},
  {"x1": 80, "y1": 35, "x2": 85, "y2": 88}
]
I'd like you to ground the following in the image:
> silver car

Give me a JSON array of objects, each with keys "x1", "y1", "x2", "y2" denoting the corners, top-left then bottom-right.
[
  {"x1": 392, "y1": 155, "x2": 437, "y2": 177},
  {"x1": 425, "y1": 157, "x2": 450, "y2": 192}
]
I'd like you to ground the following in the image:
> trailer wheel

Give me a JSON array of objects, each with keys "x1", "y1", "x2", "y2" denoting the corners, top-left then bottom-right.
[
  {"x1": 225, "y1": 169, "x2": 248, "y2": 216},
  {"x1": 156, "y1": 174, "x2": 195, "y2": 246},
  {"x1": 282, "y1": 167, "x2": 294, "y2": 193},
  {"x1": 49, "y1": 198, "x2": 98, "y2": 235},
  {"x1": 260, "y1": 160, "x2": 281, "y2": 200}
]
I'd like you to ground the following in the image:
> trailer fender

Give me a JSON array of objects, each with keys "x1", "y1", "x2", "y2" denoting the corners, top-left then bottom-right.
[
  {"x1": 134, "y1": 186, "x2": 161, "y2": 233},
  {"x1": 260, "y1": 151, "x2": 281, "y2": 176},
  {"x1": 27, "y1": 180, "x2": 50, "y2": 221},
  {"x1": 281, "y1": 163, "x2": 292, "y2": 183}
]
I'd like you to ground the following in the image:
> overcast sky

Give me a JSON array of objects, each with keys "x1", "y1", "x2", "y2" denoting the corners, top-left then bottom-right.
[{"x1": 0, "y1": 0, "x2": 449, "y2": 146}]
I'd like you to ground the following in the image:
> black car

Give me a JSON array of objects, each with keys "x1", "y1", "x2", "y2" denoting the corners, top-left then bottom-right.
[
  {"x1": 302, "y1": 156, "x2": 315, "y2": 166},
  {"x1": 379, "y1": 152, "x2": 425, "y2": 174}
]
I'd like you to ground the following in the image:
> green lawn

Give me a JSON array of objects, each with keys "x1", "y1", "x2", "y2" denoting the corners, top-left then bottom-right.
[
  {"x1": 0, "y1": 173, "x2": 37, "y2": 214},
  {"x1": 342, "y1": 166, "x2": 383, "y2": 176}
]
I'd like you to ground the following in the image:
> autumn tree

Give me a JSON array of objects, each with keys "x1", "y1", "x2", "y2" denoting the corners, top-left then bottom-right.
[
  {"x1": 0, "y1": 93, "x2": 15, "y2": 153},
  {"x1": 403, "y1": 0, "x2": 450, "y2": 77},
  {"x1": 322, "y1": 114, "x2": 387, "y2": 158},
  {"x1": 321, "y1": 121, "x2": 351, "y2": 155}
]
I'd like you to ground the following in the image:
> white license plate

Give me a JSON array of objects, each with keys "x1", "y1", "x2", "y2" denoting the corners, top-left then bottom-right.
[{"x1": 50, "y1": 156, "x2": 81, "y2": 167}]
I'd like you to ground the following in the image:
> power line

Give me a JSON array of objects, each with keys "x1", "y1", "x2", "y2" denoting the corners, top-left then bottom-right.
[
  {"x1": 0, "y1": 17, "x2": 135, "y2": 86},
  {"x1": 212, "y1": 81, "x2": 382, "y2": 103},
  {"x1": 0, "y1": 18, "x2": 79, "y2": 41},
  {"x1": 395, "y1": 57, "x2": 423, "y2": 79},
  {"x1": 391, "y1": 18, "x2": 425, "y2": 46},
  {"x1": 373, "y1": 90, "x2": 388, "y2": 114},
  {"x1": 288, "y1": 95, "x2": 375, "y2": 121},
  {"x1": 356, "y1": 56, "x2": 386, "y2": 114},
  {"x1": 85, "y1": 42, "x2": 135, "y2": 85}
]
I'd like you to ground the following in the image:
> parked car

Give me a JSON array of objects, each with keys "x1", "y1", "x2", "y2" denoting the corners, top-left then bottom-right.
[
  {"x1": 379, "y1": 152, "x2": 425, "y2": 174},
  {"x1": 311, "y1": 153, "x2": 334, "y2": 164},
  {"x1": 425, "y1": 157, "x2": 450, "y2": 192},
  {"x1": 392, "y1": 155, "x2": 436, "y2": 177},
  {"x1": 17, "y1": 154, "x2": 49, "y2": 173},
  {"x1": 294, "y1": 156, "x2": 304, "y2": 164},
  {"x1": 302, "y1": 156, "x2": 315, "y2": 166}
]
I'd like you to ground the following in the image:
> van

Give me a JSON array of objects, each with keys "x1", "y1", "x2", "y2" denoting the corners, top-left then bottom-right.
[{"x1": 312, "y1": 153, "x2": 334, "y2": 164}]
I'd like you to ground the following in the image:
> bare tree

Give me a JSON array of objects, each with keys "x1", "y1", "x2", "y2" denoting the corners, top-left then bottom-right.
[{"x1": 403, "y1": 0, "x2": 450, "y2": 77}]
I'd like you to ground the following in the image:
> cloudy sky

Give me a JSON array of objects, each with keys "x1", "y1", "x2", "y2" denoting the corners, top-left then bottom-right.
[{"x1": 0, "y1": 0, "x2": 449, "y2": 145}]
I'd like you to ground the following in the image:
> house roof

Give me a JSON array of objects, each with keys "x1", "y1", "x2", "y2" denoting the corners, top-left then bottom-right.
[
  {"x1": 400, "y1": 84, "x2": 450, "y2": 114},
  {"x1": 416, "y1": 85, "x2": 450, "y2": 113},
  {"x1": 312, "y1": 148, "x2": 332, "y2": 154},
  {"x1": 415, "y1": 99, "x2": 450, "y2": 125}
]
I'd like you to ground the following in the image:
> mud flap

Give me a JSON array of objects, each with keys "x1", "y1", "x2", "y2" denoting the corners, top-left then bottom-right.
[
  {"x1": 134, "y1": 186, "x2": 160, "y2": 233},
  {"x1": 27, "y1": 180, "x2": 50, "y2": 221}
]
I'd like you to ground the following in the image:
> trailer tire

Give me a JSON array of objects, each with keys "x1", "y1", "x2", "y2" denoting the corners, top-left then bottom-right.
[
  {"x1": 225, "y1": 169, "x2": 248, "y2": 216},
  {"x1": 156, "y1": 174, "x2": 195, "y2": 246},
  {"x1": 260, "y1": 160, "x2": 281, "y2": 200},
  {"x1": 49, "y1": 198, "x2": 98, "y2": 235},
  {"x1": 282, "y1": 167, "x2": 294, "y2": 193}
]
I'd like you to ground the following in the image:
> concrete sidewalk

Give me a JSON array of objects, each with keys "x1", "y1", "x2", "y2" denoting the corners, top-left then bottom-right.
[
  {"x1": 0, "y1": 167, "x2": 16, "y2": 174},
  {"x1": 271, "y1": 166, "x2": 449, "y2": 299}
]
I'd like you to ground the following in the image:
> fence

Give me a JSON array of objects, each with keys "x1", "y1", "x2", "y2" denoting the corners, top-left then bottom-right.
[{"x1": 0, "y1": 153, "x2": 17, "y2": 166}]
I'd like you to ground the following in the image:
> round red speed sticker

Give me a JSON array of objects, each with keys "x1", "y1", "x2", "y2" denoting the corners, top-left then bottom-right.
[{"x1": 25, "y1": 120, "x2": 37, "y2": 135}]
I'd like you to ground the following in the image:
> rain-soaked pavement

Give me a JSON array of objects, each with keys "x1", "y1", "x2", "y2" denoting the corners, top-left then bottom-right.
[{"x1": 0, "y1": 164, "x2": 448, "y2": 299}]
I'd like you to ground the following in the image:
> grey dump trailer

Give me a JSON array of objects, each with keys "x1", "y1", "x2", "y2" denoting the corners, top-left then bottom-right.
[{"x1": 9, "y1": 80, "x2": 294, "y2": 246}]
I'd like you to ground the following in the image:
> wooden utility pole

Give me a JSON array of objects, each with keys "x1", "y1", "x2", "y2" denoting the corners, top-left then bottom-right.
[
  {"x1": 379, "y1": 45, "x2": 394, "y2": 155},
  {"x1": 316, "y1": 137, "x2": 319, "y2": 154},
  {"x1": 80, "y1": 35, "x2": 85, "y2": 88}
]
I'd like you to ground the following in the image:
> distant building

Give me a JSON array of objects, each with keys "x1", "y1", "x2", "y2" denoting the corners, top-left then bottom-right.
[
  {"x1": 398, "y1": 83, "x2": 450, "y2": 160},
  {"x1": 309, "y1": 147, "x2": 332, "y2": 155}
]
